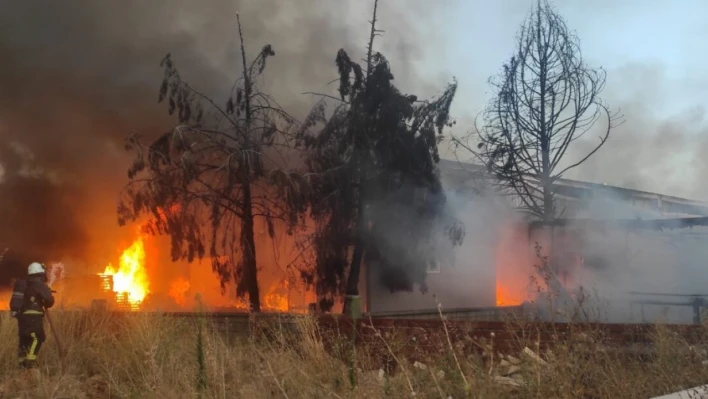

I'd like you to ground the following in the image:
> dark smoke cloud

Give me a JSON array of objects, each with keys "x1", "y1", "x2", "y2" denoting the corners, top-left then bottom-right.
[{"x1": 0, "y1": 0, "x2": 449, "y2": 284}]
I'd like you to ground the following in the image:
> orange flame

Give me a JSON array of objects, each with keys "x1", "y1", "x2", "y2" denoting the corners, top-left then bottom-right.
[
  {"x1": 90, "y1": 206, "x2": 314, "y2": 313},
  {"x1": 495, "y1": 222, "x2": 537, "y2": 307},
  {"x1": 100, "y1": 235, "x2": 150, "y2": 309},
  {"x1": 168, "y1": 277, "x2": 191, "y2": 307},
  {"x1": 263, "y1": 279, "x2": 289, "y2": 311},
  {"x1": 495, "y1": 281, "x2": 526, "y2": 306}
]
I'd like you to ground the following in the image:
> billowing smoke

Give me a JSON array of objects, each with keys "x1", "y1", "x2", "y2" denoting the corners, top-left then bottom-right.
[
  {"x1": 562, "y1": 64, "x2": 708, "y2": 202},
  {"x1": 545, "y1": 62, "x2": 708, "y2": 322},
  {"x1": 364, "y1": 161, "x2": 527, "y2": 313},
  {"x1": 544, "y1": 190, "x2": 708, "y2": 324},
  {"x1": 435, "y1": 187, "x2": 519, "y2": 307},
  {"x1": 0, "y1": 0, "x2": 449, "y2": 287}
]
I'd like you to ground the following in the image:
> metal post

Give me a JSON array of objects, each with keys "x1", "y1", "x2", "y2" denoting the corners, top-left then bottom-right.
[{"x1": 692, "y1": 297, "x2": 702, "y2": 325}]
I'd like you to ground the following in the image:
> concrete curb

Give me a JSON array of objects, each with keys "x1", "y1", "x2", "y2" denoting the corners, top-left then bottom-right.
[{"x1": 650, "y1": 385, "x2": 708, "y2": 399}]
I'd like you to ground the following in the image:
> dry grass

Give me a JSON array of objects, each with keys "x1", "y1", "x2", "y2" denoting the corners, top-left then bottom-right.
[{"x1": 0, "y1": 310, "x2": 707, "y2": 398}]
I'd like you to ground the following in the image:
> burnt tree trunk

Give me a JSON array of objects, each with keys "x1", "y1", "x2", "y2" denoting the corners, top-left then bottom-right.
[
  {"x1": 344, "y1": 236, "x2": 364, "y2": 295},
  {"x1": 342, "y1": 181, "x2": 366, "y2": 316},
  {"x1": 240, "y1": 177, "x2": 261, "y2": 313},
  {"x1": 237, "y1": 18, "x2": 261, "y2": 313}
]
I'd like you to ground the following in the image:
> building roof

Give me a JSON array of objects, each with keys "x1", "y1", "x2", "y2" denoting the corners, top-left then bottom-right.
[{"x1": 437, "y1": 158, "x2": 708, "y2": 218}]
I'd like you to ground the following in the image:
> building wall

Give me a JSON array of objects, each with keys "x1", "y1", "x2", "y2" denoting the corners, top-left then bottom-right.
[
  {"x1": 528, "y1": 224, "x2": 708, "y2": 324},
  {"x1": 364, "y1": 170, "x2": 513, "y2": 314},
  {"x1": 364, "y1": 234, "x2": 497, "y2": 313},
  {"x1": 364, "y1": 160, "x2": 708, "y2": 320}
]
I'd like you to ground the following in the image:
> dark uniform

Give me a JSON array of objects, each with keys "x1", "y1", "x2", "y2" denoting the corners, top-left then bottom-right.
[{"x1": 17, "y1": 273, "x2": 55, "y2": 368}]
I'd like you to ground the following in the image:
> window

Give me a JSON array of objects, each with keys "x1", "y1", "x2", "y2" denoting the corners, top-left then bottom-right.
[{"x1": 426, "y1": 259, "x2": 441, "y2": 274}]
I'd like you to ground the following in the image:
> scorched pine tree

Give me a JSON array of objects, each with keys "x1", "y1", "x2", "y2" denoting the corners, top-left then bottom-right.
[
  {"x1": 118, "y1": 16, "x2": 307, "y2": 312},
  {"x1": 299, "y1": 0, "x2": 464, "y2": 313}
]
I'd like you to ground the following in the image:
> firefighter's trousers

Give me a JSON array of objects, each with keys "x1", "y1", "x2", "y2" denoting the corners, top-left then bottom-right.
[{"x1": 17, "y1": 314, "x2": 46, "y2": 368}]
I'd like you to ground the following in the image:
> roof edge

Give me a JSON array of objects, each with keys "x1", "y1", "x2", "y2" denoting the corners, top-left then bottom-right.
[{"x1": 438, "y1": 158, "x2": 708, "y2": 208}]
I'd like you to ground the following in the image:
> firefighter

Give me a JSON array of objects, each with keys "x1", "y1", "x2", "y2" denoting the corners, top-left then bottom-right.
[{"x1": 17, "y1": 262, "x2": 55, "y2": 369}]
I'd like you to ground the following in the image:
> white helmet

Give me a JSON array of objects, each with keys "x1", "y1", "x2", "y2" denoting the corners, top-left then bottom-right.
[{"x1": 28, "y1": 262, "x2": 45, "y2": 275}]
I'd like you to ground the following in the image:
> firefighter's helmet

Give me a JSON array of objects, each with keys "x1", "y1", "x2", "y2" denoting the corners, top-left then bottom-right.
[{"x1": 27, "y1": 262, "x2": 45, "y2": 275}]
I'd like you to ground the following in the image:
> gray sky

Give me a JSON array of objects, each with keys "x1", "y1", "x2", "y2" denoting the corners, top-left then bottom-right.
[{"x1": 442, "y1": 0, "x2": 706, "y2": 116}]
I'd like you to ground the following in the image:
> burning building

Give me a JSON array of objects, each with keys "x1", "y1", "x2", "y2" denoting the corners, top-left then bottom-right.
[
  {"x1": 361, "y1": 159, "x2": 708, "y2": 325},
  {"x1": 4, "y1": 155, "x2": 708, "y2": 324}
]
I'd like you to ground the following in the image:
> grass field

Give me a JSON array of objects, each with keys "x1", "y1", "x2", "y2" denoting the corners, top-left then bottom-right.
[{"x1": 0, "y1": 310, "x2": 707, "y2": 398}]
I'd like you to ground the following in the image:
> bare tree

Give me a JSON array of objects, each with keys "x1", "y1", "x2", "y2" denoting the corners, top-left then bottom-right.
[
  {"x1": 455, "y1": 0, "x2": 621, "y2": 222},
  {"x1": 118, "y1": 15, "x2": 307, "y2": 312}
]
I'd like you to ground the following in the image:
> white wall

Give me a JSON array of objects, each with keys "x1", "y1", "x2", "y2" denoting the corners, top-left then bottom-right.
[
  {"x1": 365, "y1": 235, "x2": 497, "y2": 313},
  {"x1": 366, "y1": 163, "x2": 708, "y2": 321},
  {"x1": 529, "y1": 224, "x2": 708, "y2": 324},
  {"x1": 364, "y1": 171, "x2": 510, "y2": 313}
]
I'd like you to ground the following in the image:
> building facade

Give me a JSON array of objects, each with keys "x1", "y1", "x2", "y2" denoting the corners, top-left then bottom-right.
[{"x1": 362, "y1": 159, "x2": 708, "y2": 323}]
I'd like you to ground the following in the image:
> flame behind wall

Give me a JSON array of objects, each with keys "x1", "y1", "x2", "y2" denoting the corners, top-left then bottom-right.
[{"x1": 494, "y1": 222, "x2": 539, "y2": 306}]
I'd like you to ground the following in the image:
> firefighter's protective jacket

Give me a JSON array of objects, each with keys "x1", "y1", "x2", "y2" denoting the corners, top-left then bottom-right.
[{"x1": 21, "y1": 274, "x2": 54, "y2": 315}]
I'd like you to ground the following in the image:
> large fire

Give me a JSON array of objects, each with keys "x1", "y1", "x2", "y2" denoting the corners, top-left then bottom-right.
[
  {"x1": 93, "y1": 224, "x2": 309, "y2": 312},
  {"x1": 0, "y1": 210, "x2": 310, "y2": 313},
  {"x1": 99, "y1": 235, "x2": 150, "y2": 309}
]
